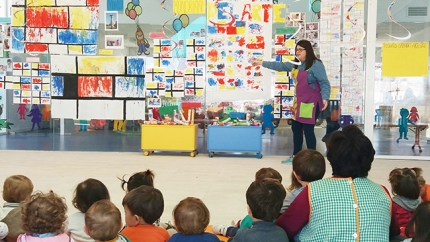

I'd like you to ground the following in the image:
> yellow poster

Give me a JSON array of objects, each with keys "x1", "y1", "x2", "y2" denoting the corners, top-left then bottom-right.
[
  {"x1": 99, "y1": 49, "x2": 113, "y2": 55},
  {"x1": 173, "y1": 0, "x2": 205, "y2": 14},
  {"x1": 382, "y1": 42, "x2": 428, "y2": 77}
]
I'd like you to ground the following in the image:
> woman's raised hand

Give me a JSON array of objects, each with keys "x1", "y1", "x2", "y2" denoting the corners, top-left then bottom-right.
[{"x1": 252, "y1": 60, "x2": 263, "y2": 67}]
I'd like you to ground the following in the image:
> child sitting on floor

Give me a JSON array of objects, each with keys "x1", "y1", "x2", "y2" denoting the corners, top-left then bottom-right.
[
  {"x1": 85, "y1": 200, "x2": 129, "y2": 242},
  {"x1": 212, "y1": 168, "x2": 283, "y2": 237},
  {"x1": 389, "y1": 168, "x2": 422, "y2": 235},
  {"x1": 18, "y1": 191, "x2": 70, "y2": 242},
  {"x1": 0, "y1": 175, "x2": 33, "y2": 220},
  {"x1": 403, "y1": 201, "x2": 430, "y2": 242},
  {"x1": 120, "y1": 185, "x2": 170, "y2": 242},
  {"x1": 280, "y1": 149, "x2": 326, "y2": 214},
  {"x1": 119, "y1": 170, "x2": 175, "y2": 233},
  {"x1": 119, "y1": 170, "x2": 155, "y2": 193},
  {"x1": 66, "y1": 178, "x2": 111, "y2": 242},
  {"x1": 168, "y1": 197, "x2": 219, "y2": 242},
  {"x1": 230, "y1": 179, "x2": 288, "y2": 242}
]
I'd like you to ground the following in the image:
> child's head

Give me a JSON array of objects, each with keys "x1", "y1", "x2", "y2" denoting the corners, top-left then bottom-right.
[
  {"x1": 255, "y1": 168, "x2": 282, "y2": 183},
  {"x1": 2, "y1": 175, "x2": 33, "y2": 203},
  {"x1": 388, "y1": 168, "x2": 421, "y2": 199},
  {"x1": 85, "y1": 200, "x2": 122, "y2": 242},
  {"x1": 173, "y1": 197, "x2": 210, "y2": 235},
  {"x1": 246, "y1": 178, "x2": 286, "y2": 222},
  {"x1": 72, "y1": 178, "x2": 110, "y2": 213},
  {"x1": 21, "y1": 191, "x2": 67, "y2": 234},
  {"x1": 122, "y1": 185, "x2": 164, "y2": 226},
  {"x1": 405, "y1": 201, "x2": 430, "y2": 241},
  {"x1": 288, "y1": 149, "x2": 326, "y2": 191},
  {"x1": 119, "y1": 169, "x2": 155, "y2": 192}
]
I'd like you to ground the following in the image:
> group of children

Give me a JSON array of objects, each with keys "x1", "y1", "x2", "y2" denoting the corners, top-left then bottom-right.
[{"x1": 0, "y1": 153, "x2": 430, "y2": 242}]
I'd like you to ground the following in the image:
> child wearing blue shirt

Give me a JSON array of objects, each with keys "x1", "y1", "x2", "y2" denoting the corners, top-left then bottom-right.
[{"x1": 168, "y1": 197, "x2": 219, "y2": 242}]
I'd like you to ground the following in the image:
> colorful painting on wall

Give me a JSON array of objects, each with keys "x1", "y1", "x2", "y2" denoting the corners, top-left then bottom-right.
[
  {"x1": 11, "y1": 0, "x2": 100, "y2": 54},
  {"x1": 144, "y1": 38, "x2": 206, "y2": 98},
  {"x1": 51, "y1": 56, "x2": 146, "y2": 120},
  {"x1": 206, "y1": 0, "x2": 273, "y2": 102},
  {"x1": 6, "y1": 62, "x2": 51, "y2": 104}
]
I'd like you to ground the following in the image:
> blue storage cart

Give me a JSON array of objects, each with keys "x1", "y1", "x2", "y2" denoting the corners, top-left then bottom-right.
[{"x1": 207, "y1": 125, "x2": 263, "y2": 159}]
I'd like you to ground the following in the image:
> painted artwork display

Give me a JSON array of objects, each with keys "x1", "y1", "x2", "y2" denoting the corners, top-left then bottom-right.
[
  {"x1": 206, "y1": 0, "x2": 273, "y2": 102},
  {"x1": 341, "y1": 0, "x2": 365, "y2": 115},
  {"x1": 145, "y1": 38, "x2": 206, "y2": 98},
  {"x1": 51, "y1": 56, "x2": 146, "y2": 119},
  {"x1": 7, "y1": 62, "x2": 51, "y2": 104},
  {"x1": 11, "y1": 0, "x2": 100, "y2": 54},
  {"x1": 273, "y1": 71, "x2": 294, "y2": 119}
]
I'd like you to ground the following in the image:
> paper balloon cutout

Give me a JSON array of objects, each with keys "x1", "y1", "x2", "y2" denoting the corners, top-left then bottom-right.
[
  {"x1": 179, "y1": 14, "x2": 189, "y2": 28},
  {"x1": 127, "y1": 2, "x2": 134, "y2": 10},
  {"x1": 311, "y1": 0, "x2": 321, "y2": 13},
  {"x1": 172, "y1": 19, "x2": 183, "y2": 32},
  {"x1": 125, "y1": 1, "x2": 142, "y2": 20}
]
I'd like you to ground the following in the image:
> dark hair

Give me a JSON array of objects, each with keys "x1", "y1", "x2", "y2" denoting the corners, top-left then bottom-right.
[
  {"x1": 246, "y1": 179, "x2": 286, "y2": 222},
  {"x1": 173, "y1": 197, "x2": 210, "y2": 235},
  {"x1": 119, "y1": 170, "x2": 155, "y2": 192},
  {"x1": 255, "y1": 168, "x2": 282, "y2": 183},
  {"x1": 405, "y1": 201, "x2": 430, "y2": 241},
  {"x1": 295, "y1": 39, "x2": 321, "y2": 70},
  {"x1": 388, "y1": 168, "x2": 420, "y2": 199},
  {"x1": 72, "y1": 179, "x2": 110, "y2": 213},
  {"x1": 326, "y1": 125, "x2": 375, "y2": 178},
  {"x1": 288, "y1": 149, "x2": 325, "y2": 191},
  {"x1": 85, "y1": 200, "x2": 122, "y2": 241},
  {"x1": 3, "y1": 175, "x2": 33, "y2": 203},
  {"x1": 122, "y1": 185, "x2": 164, "y2": 224},
  {"x1": 21, "y1": 191, "x2": 67, "y2": 234}
]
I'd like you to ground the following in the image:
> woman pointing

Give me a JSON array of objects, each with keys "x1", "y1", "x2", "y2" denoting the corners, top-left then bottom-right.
[{"x1": 253, "y1": 40, "x2": 331, "y2": 163}]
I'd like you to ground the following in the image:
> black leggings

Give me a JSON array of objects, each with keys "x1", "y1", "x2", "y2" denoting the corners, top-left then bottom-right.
[{"x1": 291, "y1": 105, "x2": 320, "y2": 155}]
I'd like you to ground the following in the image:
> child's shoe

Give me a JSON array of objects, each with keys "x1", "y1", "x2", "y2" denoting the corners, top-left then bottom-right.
[{"x1": 212, "y1": 224, "x2": 229, "y2": 236}]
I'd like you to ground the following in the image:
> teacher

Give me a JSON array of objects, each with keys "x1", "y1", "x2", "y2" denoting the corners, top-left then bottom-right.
[{"x1": 252, "y1": 40, "x2": 330, "y2": 163}]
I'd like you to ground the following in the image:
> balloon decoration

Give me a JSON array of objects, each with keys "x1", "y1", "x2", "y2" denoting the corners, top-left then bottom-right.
[
  {"x1": 171, "y1": 14, "x2": 190, "y2": 32},
  {"x1": 125, "y1": 0, "x2": 142, "y2": 20},
  {"x1": 311, "y1": 0, "x2": 321, "y2": 19}
]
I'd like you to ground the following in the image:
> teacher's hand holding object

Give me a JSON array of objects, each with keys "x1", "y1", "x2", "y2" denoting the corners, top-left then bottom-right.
[{"x1": 253, "y1": 40, "x2": 331, "y2": 163}]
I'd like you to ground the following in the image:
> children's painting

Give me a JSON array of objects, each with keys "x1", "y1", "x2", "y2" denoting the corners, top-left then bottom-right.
[
  {"x1": 10, "y1": 62, "x2": 51, "y2": 104},
  {"x1": 105, "y1": 11, "x2": 119, "y2": 31},
  {"x1": 78, "y1": 56, "x2": 125, "y2": 75},
  {"x1": 127, "y1": 57, "x2": 145, "y2": 75},
  {"x1": 115, "y1": 76, "x2": 145, "y2": 98},
  {"x1": 11, "y1": 1, "x2": 99, "y2": 54},
  {"x1": 105, "y1": 35, "x2": 124, "y2": 49},
  {"x1": 50, "y1": 56, "x2": 147, "y2": 120},
  {"x1": 206, "y1": 0, "x2": 273, "y2": 102},
  {"x1": 78, "y1": 76, "x2": 113, "y2": 97}
]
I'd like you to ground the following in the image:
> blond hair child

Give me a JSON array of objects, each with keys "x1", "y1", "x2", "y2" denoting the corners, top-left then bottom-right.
[
  {"x1": 85, "y1": 200, "x2": 129, "y2": 242},
  {"x1": 0, "y1": 175, "x2": 33, "y2": 220}
]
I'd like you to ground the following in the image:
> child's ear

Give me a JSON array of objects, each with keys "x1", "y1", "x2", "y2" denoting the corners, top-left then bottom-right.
[
  {"x1": 83, "y1": 226, "x2": 89, "y2": 235},
  {"x1": 293, "y1": 171, "x2": 302, "y2": 181},
  {"x1": 247, "y1": 205, "x2": 252, "y2": 217}
]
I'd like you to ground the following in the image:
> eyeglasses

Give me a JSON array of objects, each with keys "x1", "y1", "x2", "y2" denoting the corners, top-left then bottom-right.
[{"x1": 296, "y1": 48, "x2": 306, "y2": 53}]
